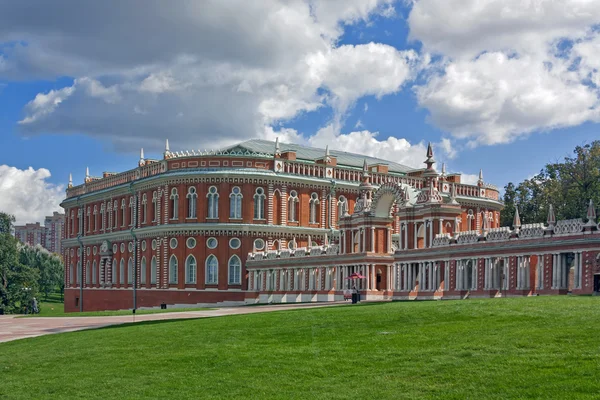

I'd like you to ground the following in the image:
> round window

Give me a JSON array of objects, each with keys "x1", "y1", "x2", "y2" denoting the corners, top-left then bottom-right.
[
  {"x1": 229, "y1": 238, "x2": 241, "y2": 249},
  {"x1": 187, "y1": 237, "x2": 196, "y2": 249},
  {"x1": 232, "y1": 186, "x2": 240, "y2": 194},
  {"x1": 207, "y1": 237, "x2": 218, "y2": 249},
  {"x1": 93, "y1": 246, "x2": 97, "y2": 255},
  {"x1": 152, "y1": 239, "x2": 157, "y2": 250},
  {"x1": 254, "y1": 238, "x2": 265, "y2": 251},
  {"x1": 256, "y1": 187, "x2": 264, "y2": 195},
  {"x1": 112, "y1": 244, "x2": 118, "y2": 253},
  {"x1": 86, "y1": 247, "x2": 90, "y2": 256},
  {"x1": 128, "y1": 242, "x2": 133, "y2": 252},
  {"x1": 141, "y1": 240, "x2": 147, "y2": 251},
  {"x1": 209, "y1": 186, "x2": 217, "y2": 194},
  {"x1": 288, "y1": 240, "x2": 297, "y2": 250},
  {"x1": 170, "y1": 238, "x2": 178, "y2": 249},
  {"x1": 120, "y1": 243, "x2": 125, "y2": 253}
]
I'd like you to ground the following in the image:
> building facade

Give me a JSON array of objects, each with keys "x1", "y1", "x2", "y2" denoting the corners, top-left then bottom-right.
[
  {"x1": 44, "y1": 212, "x2": 65, "y2": 254},
  {"x1": 14, "y1": 222, "x2": 45, "y2": 247},
  {"x1": 14, "y1": 213, "x2": 65, "y2": 255},
  {"x1": 61, "y1": 139, "x2": 504, "y2": 312}
]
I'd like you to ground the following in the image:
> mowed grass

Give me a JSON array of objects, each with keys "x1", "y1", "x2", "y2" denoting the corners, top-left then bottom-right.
[
  {"x1": 1, "y1": 296, "x2": 600, "y2": 399},
  {"x1": 22, "y1": 305, "x2": 214, "y2": 317}
]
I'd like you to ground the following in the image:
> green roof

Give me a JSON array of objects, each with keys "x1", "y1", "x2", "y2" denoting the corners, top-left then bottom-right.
[{"x1": 221, "y1": 139, "x2": 415, "y2": 174}]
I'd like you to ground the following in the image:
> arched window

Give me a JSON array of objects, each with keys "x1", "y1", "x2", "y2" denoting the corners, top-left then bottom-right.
[
  {"x1": 70, "y1": 210, "x2": 75, "y2": 235},
  {"x1": 113, "y1": 201, "x2": 118, "y2": 228},
  {"x1": 93, "y1": 205, "x2": 98, "y2": 232},
  {"x1": 129, "y1": 197, "x2": 135, "y2": 226},
  {"x1": 112, "y1": 259, "x2": 117, "y2": 284},
  {"x1": 206, "y1": 255, "x2": 218, "y2": 284},
  {"x1": 467, "y1": 209, "x2": 475, "y2": 231},
  {"x1": 230, "y1": 186, "x2": 242, "y2": 219},
  {"x1": 207, "y1": 186, "x2": 219, "y2": 218},
  {"x1": 87, "y1": 207, "x2": 91, "y2": 232},
  {"x1": 121, "y1": 199, "x2": 126, "y2": 227},
  {"x1": 169, "y1": 255, "x2": 178, "y2": 284},
  {"x1": 140, "y1": 257, "x2": 146, "y2": 284},
  {"x1": 100, "y1": 204, "x2": 105, "y2": 231},
  {"x1": 127, "y1": 258, "x2": 133, "y2": 284},
  {"x1": 152, "y1": 191, "x2": 158, "y2": 222},
  {"x1": 253, "y1": 187, "x2": 266, "y2": 220},
  {"x1": 337, "y1": 196, "x2": 347, "y2": 220},
  {"x1": 185, "y1": 255, "x2": 197, "y2": 284},
  {"x1": 141, "y1": 194, "x2": 147, "y2": 224},
  {"x1": 92, "y1": 261, "x2": 97, "y2": 284},
  {"x1": 170, "y1": 188, "x2": 179, "y2": 220},
  {"x1": 151, "y1": 256, "x2": 157, "y2": 284},
  {"x1": 77, "y1": 209, "x2": 82, "y2": 234},
  {"x1": 309, "y1": 192, "x2": 320, "y2": 224},
  {"x1": 228, "y1": 255, "x2": 241, "y2": 285},
  {"x1": 187, "y1": 187, "x2": 197, "y2": 219},
  {"x1": 288, "y1": 190, "x2": 299, "y2": 222},
  {"x1": 120, "y1": 259, "x2": 125, "y2": 284},
  {"x1": 85, "y1": 261, "x2": 90, "y2": 284}
]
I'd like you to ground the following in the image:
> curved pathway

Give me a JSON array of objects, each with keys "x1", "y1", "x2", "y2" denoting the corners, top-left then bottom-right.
[{"x1": 0, "y1": 302, "x2": 347, "y2": 343}]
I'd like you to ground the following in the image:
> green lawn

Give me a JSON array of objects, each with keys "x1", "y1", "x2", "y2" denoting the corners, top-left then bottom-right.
[
  {"x1": 22, "y1": 304, "x2": 214, "y2": 317},
  {"x1": 1, "y1": 296, "x2": 599, "y2": 399}
]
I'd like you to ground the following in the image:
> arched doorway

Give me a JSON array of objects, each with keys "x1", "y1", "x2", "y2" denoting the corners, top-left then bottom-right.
[{"x1": 416, "y1": 224, "x2": 425, "y2": 249}]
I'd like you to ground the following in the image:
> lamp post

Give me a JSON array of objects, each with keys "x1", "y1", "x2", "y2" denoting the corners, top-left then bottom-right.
[
  {"x1": 129, "y1": 182, "x2": 138, "y2": 315},
  {"x1": 76, "y1": 195, "x2": 84, "y2": 312}
]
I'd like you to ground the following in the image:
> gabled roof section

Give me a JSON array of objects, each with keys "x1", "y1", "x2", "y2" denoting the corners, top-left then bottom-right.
[{"x1": 219, "y1": 139, "x2": 415, "y2": 174}]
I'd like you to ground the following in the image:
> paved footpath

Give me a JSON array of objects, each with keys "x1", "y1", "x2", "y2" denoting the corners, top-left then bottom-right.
[{"x1": 0, "y1": 302, "x2": 347, "y2": 344}]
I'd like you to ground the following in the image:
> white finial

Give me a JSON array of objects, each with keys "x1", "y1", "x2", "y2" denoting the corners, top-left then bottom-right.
[
  {"x1": 479, "y1": 169, "x2": 483, "y2": 181},
  {"x1": 165, "y1": 139, "x2": 170, "y2": 152},
  {"x1": 325, "y1": 145, "x2": 330, "y2": 156},
  {"x1": 85, "y1": 167, "x2": 89, "y2": 177},
  {"x1": 274, "y1": 137, "x2": 281, "y2": 156},
  {"x1": 68, "y1": 173, "x2": 73, "y2": 187},
  {"x1": 441, "y1": 163, "x2": 446, "y2": 175},
  {"x1": 140, "y1": 148, "x2": 144, "y2": 160}
]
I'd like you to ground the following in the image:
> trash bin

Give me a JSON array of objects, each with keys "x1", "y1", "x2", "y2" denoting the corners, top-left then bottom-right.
[
  {"x1": 351, "y1": 293, "x2": 357, "y2": 304},
  {"x1": 160, "y1": 303, "x2": 167, "y2": 310}
]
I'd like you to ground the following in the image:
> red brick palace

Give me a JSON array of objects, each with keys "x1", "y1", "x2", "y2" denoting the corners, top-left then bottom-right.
[{"x1": 61, "y1": 139, "x2": 600, "y2": 312}]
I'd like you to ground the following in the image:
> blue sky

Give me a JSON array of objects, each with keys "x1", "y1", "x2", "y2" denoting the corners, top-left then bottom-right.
[{"x1": 1, "y1": 0, "x2": 600, "y2": 224}]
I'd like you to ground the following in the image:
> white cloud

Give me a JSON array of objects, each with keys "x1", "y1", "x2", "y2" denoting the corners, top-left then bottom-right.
[
  {"x1": 3, "y1": 0, "x2": 413, "y2": 153},
  {"x1": 0, "y1": 165, "x2": 64, "y2": 225},
  {"x1": 408, "y1": 0, "x2": 600, "y2": 146},
  {"x1": 415, "y1": 52, "x2": 600, "y2": 146}
]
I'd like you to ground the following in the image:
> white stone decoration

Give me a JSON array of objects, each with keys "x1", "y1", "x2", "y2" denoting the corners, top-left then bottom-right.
[
  {"x1": 486, "y1": 227, "x2": 512, "y2": 242},
  {"x1": 432, "y1": 233, "x2": 451, "y2": 247},
  {"x1": 554, "y1": 218, "x2": 584, "y2": 235},
  {"x1": 519, "y1": 223, "x2": 546, "y2": 239},
  {"x1": 456, "y1": 230, "x2": 480, "y2": 245}
]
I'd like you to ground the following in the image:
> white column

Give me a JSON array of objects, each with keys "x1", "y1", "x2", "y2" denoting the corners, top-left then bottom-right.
[
  {"x1": 444, "y1": 261, "x2": 449, "y2": 292},
  {"x1": 403, "y1": 224, "x2": 408, "y2": 250},
  {"x1": 361, "y1": 229, "x2": 366, "y2": 253},
  {"x1": 428, "y1": 262, "x2": 433, "y2": 291},
  {"x1": 371, "y1": 227, "x2": 375, "y2": 253},
  {"x1": 341, "y1": 230, "x2": 346, "y2": 254},
  {"x1": 538, "y1": 255, "x2": 543, "y2": 290},
  {"x1": 371, "y1": 264, "x2": 376, "y2": 291},
  {"x1": 413, "y1": 223, "x2": 417, "y2": 249},
  {"x1": 403, "y1": 264, "x2": 407, "y2": 291},
  {"x1": 526, "y1": 256, "x2": 530, "y2": 289},
  {"x1": 428, "y1": 220, "x2": 433, "y2": 248},
  {"x1": 577, "y1": 251, "x2": 582, "y2": 289},
  {"x1": 551, "y1": 254, "x2": 556, "y2": 289}
]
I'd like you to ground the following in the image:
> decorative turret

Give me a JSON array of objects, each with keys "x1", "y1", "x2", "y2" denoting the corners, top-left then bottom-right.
[
  {"x1": 585, "y1": 199, "x2": 596, "y2": 226},
  {"x1": 139, "y1": 148, "x2": 146, "y2": 167},
  {"x1": 274, "y1": 137, "x2": 281, "y2": 158},
  {"x1": 513, "y1": 205, "x2": 521, "y2": 233},
  {"x1": 68, "y1": 173, "x2": 73, "y2": 188},
  {"x1": 441, "y1": 163, "x2": 447, "y2": 180},
  {"x1": 84, "y1": 167, "x2": 91, "y2": 183},
  {"x1": 164, "y1": 139, "x2": 171, "y2": 159},
  {"x1": 324, "y1": 145, "x2": 331, "y2": 163},
  {"x1": 353, "y1": 159, "x2": 374, "y2": 214},
  {"x1": 449, "y1": 183, "x2": 459, "y2": 205},
  {"x1": 477, "y1": 169, "x2": 484, "y2": 187},
  {"x1": 547, "y1": 204, "x2": 556, "y2": 229},
  {"x1": 424, "y1": 142, "x2": 435, "y2": 171}
]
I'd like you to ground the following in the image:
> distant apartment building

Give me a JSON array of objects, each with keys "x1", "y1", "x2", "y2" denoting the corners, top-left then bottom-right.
[
  {"x1": 44, "y1": 212, "x2": 65, "y2": 254},
  {"x1": 13, "y1": 212, "x2": 65, "y2": 254},
  {"x1": 14, "y1": 222, "x2": 45, "y2": 247}
]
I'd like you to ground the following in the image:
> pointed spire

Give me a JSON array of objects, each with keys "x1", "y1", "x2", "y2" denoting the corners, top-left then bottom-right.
[
  {"x1": 424, "y1": 142, "x2": 435, "y2": 170},
  {"x1": 68, "y1": 173, "x2": 73, "y2": 188},
  {"x1": 274, "y1": 137, "x2": 281, "y2": 157},
  {"x1": 513, "y1": 205, "x2": 522, "y2": 232},
  {"x1": 547, "y1": 204, "x2": 556, "y2": 227},
  {"x1": 165, "y1": 139, "x2": 170, "y2": 152},
  {"x1": 140, "y1": 148, "x2": 144, "y2": 160},
  {"x1": 85, "y1": 167, "x2": 89, "y2": 177},
  {"x1": 441, "y1": 163, "x2": 446, "y2": 176},
  {"x1": 363, "y1": 158, "x2": 368, "y2": 171},
  {"x1": 164, "y1": 139, "x2": 171, "y2": 159},
  {"x1": 325, "y1": 145, "x2": 330, "y2": 156},
  {"x1": 477, "y1": 168, "x2": 484, "y2": 186},
  {"x1": 586, "y1": 199, "x2": 596, "y2": 225}
]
